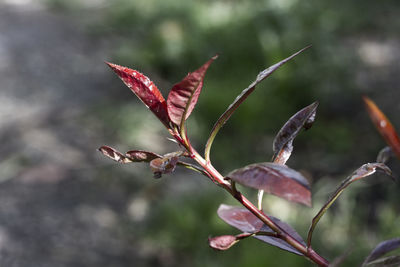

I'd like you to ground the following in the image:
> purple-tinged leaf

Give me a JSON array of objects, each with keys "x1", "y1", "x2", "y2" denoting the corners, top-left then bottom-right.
[
  {"x1": 377, "y1": 146, "x2": 394, "y2": 164},
  {"x1": 273, "y1": 102, "x2": 318, "y2": 165},
  {"x1": 364, "y1": 255, "x2": 400, "y2": 267},
  {"x1": 364, "y1": 96, "x2": 400, "y2": 160},
  {"x1": 98, "y1": 146, "x2": 133, "y2": 163},
  {"x1": 217, "y1": 204, "x2": 304, "y2": 255},
  {"x1": 363, "y1": 238, "x2": 400, "y2": 265},
  {"x1": 167, "y1": 55, "x2": 217, "y2": 127},
  {"x1": 204, "y1": 46, "x2": 311, "y2": 162},
  {"x1": 226, "y1": 162, "x2": 311, "y2": 206},
  {"x1": 149, "y1": 151, "x2": 183, "y2": 178},
  {"x1": 106, "y1": 62, "x2": 171, "y2": 128},
  {"x1": 307, "y1": 163, "x2": 392, "y2": 247},
  {"x1": 125, "y1": 150, "x2": 161, "y2": 162},
  {"x1": 208, "y1": 235, "x2": 239, "y2": 251}
]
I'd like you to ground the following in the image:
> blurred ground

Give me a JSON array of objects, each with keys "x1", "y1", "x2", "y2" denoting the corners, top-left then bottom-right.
[{"x1": 0, "y1": 0, "x2": 400, "y2": 266}]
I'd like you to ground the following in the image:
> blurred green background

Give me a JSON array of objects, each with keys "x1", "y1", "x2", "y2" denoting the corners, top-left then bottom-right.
[{"x1": 1, "y1": 0, "x2": 399, "y2": 266}]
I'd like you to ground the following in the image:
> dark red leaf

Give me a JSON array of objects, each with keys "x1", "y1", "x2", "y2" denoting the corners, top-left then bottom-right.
[
  {"x1": 208, "y1": 235, "x2": 238, "y2": 251},
  {"x1": 217, "y1": 204, "x2": 305, "y2": 255},
  {"x1": 363, "y1": 238, "x2": 400, "y2": 265},
  {"x1": 106, "y1": 62, "x2": 171, "y2": 128},
  {"x1": 125, "y1": 150, "x2": 161, "y2": 162},
  {"x1": 273, "y1": 102, "x2": 318, "y2": 164},
  {"x1": 167, "y1": 55, "x2": 217, "y2": 126},
  {"x1": 363, "y1": 96, "x2": 400, "y2": 160},
  {"x1": 204, "y1": 46, "x2": 311, "y2": 161},
  {"x1": 98, "y1": 146, "x2": 133, "y2": 163},
  {"x1": 226, "y1": 162, "x2": 311, "y2": 206}
]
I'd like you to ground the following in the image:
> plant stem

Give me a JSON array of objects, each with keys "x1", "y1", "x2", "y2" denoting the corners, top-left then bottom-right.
[{"x1": 189, "y1": 147, "x2": 329, "y2": 266}]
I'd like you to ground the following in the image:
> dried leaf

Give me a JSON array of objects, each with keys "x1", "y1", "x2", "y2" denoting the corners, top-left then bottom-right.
[
  {"x1": 226, "y1": 162, "x2": 311, "y2": 206},
  {"x1": 149, "y1": 152, "x2": 182, "y2": 178},
  {"x1": 208, "y1": 235, "x2": 239, "y2": 251},
  {"x1": 204, "y1": 46, "x2": 311, "y2": 161},
  {"x1": 106, "y1": 62, "x2": 171, "y2": 128},
  {"x1": 363, "y1": 96, "x2": 400, "y2": 160},
  {"x1": 125, "y1": 150, "x2": 161, "y2": 162},
  {"x1": 363, "y1": 238, "x2": 400, "y2": 265},
  {"x1": 98, "y1": 146, "x2": 133, "y2": 163},
  {"x1": 217, "y1": 204, "x2": 305, "y2": 255},
  {"x1": 307, "y1": 163, "x2": 392, "y2": 247},
  {"x1": 167, "y1": 55, "x2": 217, "y2": 127},
  {"x1": 273, "y1": 102, "x2": 318, "y2": 164}
]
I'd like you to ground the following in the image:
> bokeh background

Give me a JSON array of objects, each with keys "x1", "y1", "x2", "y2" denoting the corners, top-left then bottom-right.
[{"x1": 1, "y1": 0, "x2": 400, "y2": 266}]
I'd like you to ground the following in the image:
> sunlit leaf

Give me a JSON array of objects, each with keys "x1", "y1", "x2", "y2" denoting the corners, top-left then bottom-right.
[
  {"x1": 217, "y1": 204, "x2": 305, "y2": 255},
  {"x1": 98, "y1": 146, "x2": 133, "y2": 163},
  {"x1": 307, "y1": 163, "x2": 392, "y2": 247},
  {"x1": 363, "y1": 96, "x2": 400, "y2": 160},
  {"x1": 106, "y1": 62, "x2": 171, "y2": 128},
  {"x1": 273, "y1": 102, "x2": 318, "y2": 164},
  {"x1": 167, "y1": 55, "x2": 217, "y2": 127},
  {"x1": 363, "y1": 238, "x2": 400, "y2": 266},
  {"x1": 204, "y1": 46, "x2": 311, "y2": 162},
  {"x1": 226, "y1": 162, "x2": 311, "y2": 206}
]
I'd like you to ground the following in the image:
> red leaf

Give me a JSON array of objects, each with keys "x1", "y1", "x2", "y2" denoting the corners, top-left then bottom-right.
[
  {"x1": 273, "y1": 102, "x2": 318, "y2": 165},
  {"x1": 208, "y1": 235, "x2": 238, "y2": 251},
  {"x1": 363, "y1": 238, "x2": 400, "y2": 265},
  {"x1": 167, "y1": 55, "x2": 217, "y2": 126},
  {"x1": 106, "y1": 62, "x2": 171, "y2": 128},
  {"x1": 226, "y1": 162, "x2": 311, "y2": 206},
  {"x1": 217, "y1": 204, "x2": 305, "y2": 255},
  {"x1": 363, "y1": 96, "x2": 400, "y2": 160}
]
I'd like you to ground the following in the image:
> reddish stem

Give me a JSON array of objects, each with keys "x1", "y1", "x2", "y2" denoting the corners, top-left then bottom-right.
[{"x1": 189, "y1": 147, "x2": 329, "y2": 266}]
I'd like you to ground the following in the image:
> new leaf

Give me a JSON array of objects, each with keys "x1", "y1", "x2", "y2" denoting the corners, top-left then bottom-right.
[
  {"x1": 106, "y1": 62, "x2": 171, "y2": 128},
  {"x1": 167, "y1": 55, "x2": 217, "y2": 128}
]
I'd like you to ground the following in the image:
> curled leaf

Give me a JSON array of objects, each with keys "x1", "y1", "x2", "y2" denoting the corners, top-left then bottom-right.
[
  {"x1": 364, "y1": 255, "x2": 400, "y2": 267},
  {"x1": 226, "y1": 162, "x2": 311, "y2": 206},
  {"x1": 149, "y1": 151, "x2": 183, "y2": 178},
  {"x1": 106, "y1": 62, "x2": 171, "y2": 128},
  {"x1": 167, "y1": 55, "x2": 217, "y2": 127},
  {"x1": 376, "y1": 146, "x2": 393, "y2": 164},
  {"x1": 125, "y1": 150, "x2": 161, "y2": 162},
  {"x1": 363, "y1": 238, "x2": 400, "y2": 266},
  {"x1": 99, "y1": 146, "x2": 133, "y2": 163},
  {"x1": 217, "y1": 204, "x2": 305, "y2": 255},
  {"x1": 363, "y1": 96, "x2": 400, "y2": 160},
  {"x1": 273, "y1": 102, "x2": 318, "y2": 165},
  {"x1": 204, "y1": 46, "x2": 311, "y2": 162},
  {"x1": 307, "y1": 163, "x2": 392, "y2": 247},
  {"x1": 208, "y1": 235, "x2": 239, "y2": 251}
]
